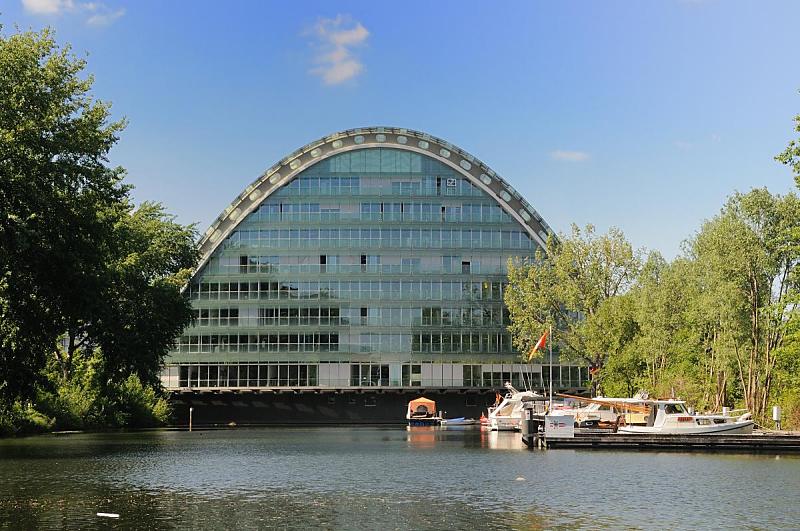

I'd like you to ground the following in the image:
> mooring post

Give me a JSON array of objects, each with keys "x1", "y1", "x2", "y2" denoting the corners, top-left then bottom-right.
[
  {"x1": 189, "y1": 406, "x2": 194, "y2": 432},
  {"x1": 773, "y1": 405, "x2": 782, "y2": 431}
]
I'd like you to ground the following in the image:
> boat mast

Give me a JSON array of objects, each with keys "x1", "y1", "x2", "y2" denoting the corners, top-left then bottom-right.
[{"x1": 548, "y1": 323, "x2": 553, "y2": 408}]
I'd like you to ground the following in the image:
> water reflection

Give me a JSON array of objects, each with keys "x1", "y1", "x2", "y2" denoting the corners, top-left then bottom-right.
[
  {"x1": 479, "y1": 428, "x2": 527, "y2": 450},
  {"x1": 405, "y1": 425, "x2": 525, "y2": 451},
  {"x1": 405, "y1": 425, "x2": 437, "y2": 449},
  {"x1": 1, "y1": 428, "x2": 799, "y2": 530}
]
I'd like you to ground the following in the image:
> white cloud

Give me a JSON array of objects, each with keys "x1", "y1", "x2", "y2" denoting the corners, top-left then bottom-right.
[
  {"x1": 22, "y1": 0, "x2": 74, "y2": 15},
  {"x1": 551, "y1": 150, "x2": 590, "y2": 162},
  {"x1": 86, "y1": 7, "x2": 125, "y2": 26},
  {"x1": 21, "y1": 0, "x2": 125, "y2": 26},
  {"x1": 309, "y1": 15, "x2": 369, "y2": 86}
]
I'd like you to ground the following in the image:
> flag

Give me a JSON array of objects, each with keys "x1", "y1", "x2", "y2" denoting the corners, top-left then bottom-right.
[{"x1": 527, "y1": 330, "x2": 548, "y2": 361}]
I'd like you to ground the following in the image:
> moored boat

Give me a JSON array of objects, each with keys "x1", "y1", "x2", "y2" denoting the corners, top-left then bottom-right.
[
  {"x1": 617, "y1": 400, "x2": 754, "y2": 435},
  {"x1": 552, "y1": 393, "x2": 652, "y2": 428},
  {"x1": 440, "y1": 417, "x2": 479, "y2": 426},
  {"x1": 406, "y1": 397, "x2": 442, "y2": 426},
  {"x1": 488, "y1": 383, "x2": 545, "y2": 431}
]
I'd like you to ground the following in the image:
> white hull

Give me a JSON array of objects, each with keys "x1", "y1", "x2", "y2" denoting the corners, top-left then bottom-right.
[
  {"x1": 487, "y1": 384, "x2": 543, "y2": 432},
  {"x1": 618, "y1": 420, "x2": 754, "y2": 435},
  {"x1": 490, "y1": 417, "x2": 522, "y2": 431}
]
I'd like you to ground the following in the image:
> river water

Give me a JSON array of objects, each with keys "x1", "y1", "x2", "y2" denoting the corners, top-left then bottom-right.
[{"x1": 1, "y1": 427, "x2": 798, "y2": 530}]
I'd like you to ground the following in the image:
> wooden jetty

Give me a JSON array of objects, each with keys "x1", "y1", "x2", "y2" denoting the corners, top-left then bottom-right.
[{"x1": 534, "y1": 431, "x2": 800, "y2": 453}]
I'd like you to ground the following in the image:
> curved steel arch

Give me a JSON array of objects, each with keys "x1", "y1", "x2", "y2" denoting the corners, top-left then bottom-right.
[{"x1": 194, "y1": 127, "x2": 555, "y2": 276}]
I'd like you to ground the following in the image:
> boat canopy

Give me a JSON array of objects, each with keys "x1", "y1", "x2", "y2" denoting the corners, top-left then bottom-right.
[{"x1": 408, "y1": 397, "x2": 436, "y2": 414}]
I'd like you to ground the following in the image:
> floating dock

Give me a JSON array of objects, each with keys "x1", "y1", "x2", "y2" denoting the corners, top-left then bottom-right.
[{"x1": 530, "y1": 431, "x2": 800, "y2": 453}]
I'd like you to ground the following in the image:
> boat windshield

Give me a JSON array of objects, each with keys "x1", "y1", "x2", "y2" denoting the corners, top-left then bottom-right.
[{"x1": 664, "y1": 403, "x2": 687, "y2": 414}]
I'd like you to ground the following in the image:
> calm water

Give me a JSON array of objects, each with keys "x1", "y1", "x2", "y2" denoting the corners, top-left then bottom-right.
[{"x1": 1, "y1": 427, "x2": 799, "y2": 530}]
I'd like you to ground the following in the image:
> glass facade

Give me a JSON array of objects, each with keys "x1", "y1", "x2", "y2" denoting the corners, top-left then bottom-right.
[{"x1": 163, "y1": 145, "x2": 586, "y2": 390}]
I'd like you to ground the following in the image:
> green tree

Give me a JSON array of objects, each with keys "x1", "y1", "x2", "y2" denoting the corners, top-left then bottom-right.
[
  {"x1": 776, "y1": 102, "x2": 800, "y2": 188},
  {"x1": 629, "y1": 254, "x2": 735, "y2": 409},
  {"x1": 1, "y1": 27, "x2": 198, "y2": 430},
  {"x1": 771, "y1": 317, "x2": 800, "y2": 427},
  {"x1": 505, "y1": 224, "x2": 643, "y2": 393},
  {"x1": 692, "y1": 188, "x2": 800, "y2": 420},
  {"x1": 92, "y1": 202, "x2": 197, "y2": 386},
  {"x1": 0, "y1": 27, "x2": 127, "y2": 402},
  {"x1": 582, "y1": 293, "x2": 641, "y2": 395}
]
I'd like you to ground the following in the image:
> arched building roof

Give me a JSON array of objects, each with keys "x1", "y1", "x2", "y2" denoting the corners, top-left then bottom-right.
[{"x1": 195, "y1": 127, "x2": 555, "y2": 275}]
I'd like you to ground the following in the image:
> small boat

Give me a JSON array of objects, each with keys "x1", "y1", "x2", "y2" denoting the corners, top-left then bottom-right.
[
  {"x1": 406, "y1": 397, "x2": 442, "y2": 426},
  {"x1": 488, "y1": 383, "x2": 545, "y2": 431},
  {"x1": 617, "y1": 400, "x2": 754, "y2": 435},
  {"x1": 440, "y1": 417, "x2": 479, "y2": 426}
]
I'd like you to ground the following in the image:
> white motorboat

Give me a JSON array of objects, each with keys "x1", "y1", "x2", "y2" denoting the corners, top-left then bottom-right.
[
  {"x1": 551, "y1": 393, "x2": 652, "y2": 428},
  {"x1": 440, "y1": 417, "x2": 479, "y2": 426},
  {"x1": 617, "y1": 400, "x2": 754, "y2": 435},
  {"x1": 488, "y1": 383, "x2": 544, "y2": 431}
]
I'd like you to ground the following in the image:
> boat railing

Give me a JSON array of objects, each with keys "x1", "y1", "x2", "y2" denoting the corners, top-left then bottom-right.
[{"x1": 704, "y1": 408, "x2": 749, "y2": 417}]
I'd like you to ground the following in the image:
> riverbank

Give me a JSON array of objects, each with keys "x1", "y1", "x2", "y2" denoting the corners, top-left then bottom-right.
[{"x1": 0, "y1": 371, "x2": 171, "y2": 438}]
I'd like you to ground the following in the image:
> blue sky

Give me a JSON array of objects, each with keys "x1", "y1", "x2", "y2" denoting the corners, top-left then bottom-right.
[{"x1": 4, "y1": 0, "x2": 800, "y2": 258}]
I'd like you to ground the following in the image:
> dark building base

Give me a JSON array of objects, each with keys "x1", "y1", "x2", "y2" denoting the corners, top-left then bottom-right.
[{"x1": 169, "y1": 389, "x2": 504, "y2": 427}]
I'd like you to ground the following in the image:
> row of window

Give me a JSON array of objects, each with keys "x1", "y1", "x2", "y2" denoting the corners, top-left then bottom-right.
[
  {"x1": 249, "y1": 202, "x2": 513, "y2": 224},
  {"x1": 204, "y1": 254, "x2": 518, "y2": 275},
  {"x1": 272, "y1": 176, "x2": 485, "y2": 198},
  {"x1": 188, "y1": 280, "x2": 508, "y2": 302},
  {"x1": 206, "y1": 254, "x2": 516, "y2": 276},
  {"x1": 179, "y1": 364, "x2": 319, "y2": 388},
  {"x1": 173, "y1": 363, "x2": 588, "y2": 389},
  {"x1": 359, "y1": 333, "x2": 514, "y2": 353},
  {"x1": 290, "y1": 146, "x2": 458, "y2": 177},
  {"x1": 191, "y1": 306, "x2": 511, "y2": 328},
  {"x1": 273, "y1": 176, "x2": 360, "y2": 196},
  {"x1": 174, "y1": 332, "x2": 516, "y2": 354},
  {"x1": 224, "y1": 228, "x2": 536, "y2": 250}
]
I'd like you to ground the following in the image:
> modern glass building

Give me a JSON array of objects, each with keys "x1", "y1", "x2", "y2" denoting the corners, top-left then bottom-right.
[{"x1": 163, "y1": 127, "x2": 586, "y2": 423}]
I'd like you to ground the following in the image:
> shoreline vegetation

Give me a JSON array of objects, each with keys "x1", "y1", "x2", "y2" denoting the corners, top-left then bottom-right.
[
  {"x1": 504, "y1": 113, "x2": 800, "y2": 429},
  {"x1": 2, "y1": 28, "x2": 799, "y2": 436}
]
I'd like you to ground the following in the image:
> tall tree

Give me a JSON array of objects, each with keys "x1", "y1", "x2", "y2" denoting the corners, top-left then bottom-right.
[
  {"x1": 504, "y1": 224, "x2": 643, "y2": 393},
  {"x1": 1, "y1": 27, "x2": 198, "y2": 411},
  {"x1": 692, "y1": 188, "x2": 800, "y2": 420},
  {"x1": 631, "y1": 254, "x2": 736, "y2": 409},
  {"x1": 92, "y1": 202, "x2": 197, "y2": 386},
  {"x1": 0, "y1": 27, "x2": 127, "y2": 401}
]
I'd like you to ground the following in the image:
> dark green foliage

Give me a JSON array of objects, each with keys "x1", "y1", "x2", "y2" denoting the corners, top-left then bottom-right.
[
  {"x1": 0, "y1": 27, "x2": 197, "y2": 434},
  {"x1": 0, "y1": 401, "x2": 55, "y2": 436},
  {"x1": 0, "y1": 349, "x2": 171, "y2": 436},
  {"x1": 0, "y1": 27, "x2": 127, "y2": 402},
  {"x1": 93, "y1": 203, "x2": 197, "y2": 387}
]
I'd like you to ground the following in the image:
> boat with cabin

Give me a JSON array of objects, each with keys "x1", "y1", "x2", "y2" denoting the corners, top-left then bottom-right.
[
  {"x1": 488, "y1": 383, "x2": 545, "y2": 431},
  {"x1": 617, "y1": 399, "x2": 754, "y2": 435},
  {"x1": 406, "y1": 397, "x2": 442, "y2": 426},
  {"x1": 552, "y1": 393, "x2": 651, "y2": 428}
]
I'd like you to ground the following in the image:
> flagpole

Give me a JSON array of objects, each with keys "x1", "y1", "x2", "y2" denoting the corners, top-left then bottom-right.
[{"x1": 548, "y1": 323, "x2": 553, "y2": 408}]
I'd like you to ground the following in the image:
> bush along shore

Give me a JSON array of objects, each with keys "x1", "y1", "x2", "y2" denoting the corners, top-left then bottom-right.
[{"x1": 1, "y1": 352, "x2": 170, "y2": 436}]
